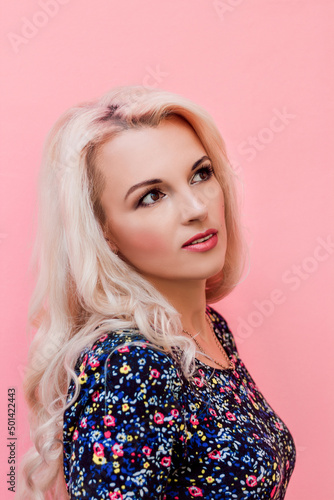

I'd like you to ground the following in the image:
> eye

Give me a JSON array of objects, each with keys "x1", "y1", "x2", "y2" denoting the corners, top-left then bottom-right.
[
  {"x1": 192, "y1": 164, "x2": 214, "y2": 183},
  {"x1": 137, "y1": 188, "x2": 165, "y2": 208}
]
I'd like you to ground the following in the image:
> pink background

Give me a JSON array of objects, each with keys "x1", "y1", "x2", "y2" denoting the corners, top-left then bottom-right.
[{"x1": 1, "y1": 1, "x2": 333, "y2": 498}]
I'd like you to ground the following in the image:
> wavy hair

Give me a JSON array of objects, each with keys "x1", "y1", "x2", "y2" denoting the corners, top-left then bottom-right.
[{"x1": 17, "y1": 85, "x2": 247, "y2": 498}]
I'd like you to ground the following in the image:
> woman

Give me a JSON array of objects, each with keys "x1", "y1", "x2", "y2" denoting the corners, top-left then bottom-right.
[{"x1": 18, "y1": 85, "x2": 296, "y2": 499}]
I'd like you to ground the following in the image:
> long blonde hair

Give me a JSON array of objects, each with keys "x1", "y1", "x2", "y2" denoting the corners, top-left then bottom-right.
[{"x1": 17, "y1": 85, "x2": 247, "y2": 498}]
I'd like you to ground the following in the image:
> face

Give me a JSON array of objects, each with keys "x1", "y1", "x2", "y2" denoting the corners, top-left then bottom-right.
[{"x1": 96, "y1": 116, "x2": 227, "y2": 290}]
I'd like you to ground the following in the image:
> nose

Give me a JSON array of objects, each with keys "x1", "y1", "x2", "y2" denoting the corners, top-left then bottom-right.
[{"x1": 179, "y1": 190, "x2": 208, "y2": 224}]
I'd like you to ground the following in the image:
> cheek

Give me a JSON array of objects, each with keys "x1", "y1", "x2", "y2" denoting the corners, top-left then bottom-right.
[
  {"x1": 209, "y1": 186, "x2": 225, "y2": 218},
  {"x1": 123, "y1": 228, "x2": 169, "y2": 254},
  {"x1": 206, "y1": 180, "x2": 224, "y2": 208}
]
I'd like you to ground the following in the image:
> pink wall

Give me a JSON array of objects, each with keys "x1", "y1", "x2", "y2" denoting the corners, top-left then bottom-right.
[{"x1": 1, "y1": 1, "x2": 333, "y2": 498}]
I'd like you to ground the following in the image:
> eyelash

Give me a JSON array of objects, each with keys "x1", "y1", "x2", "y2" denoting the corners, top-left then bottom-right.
[{"x1": 136, "y1": 164, "x2": 215, "y2": 208}]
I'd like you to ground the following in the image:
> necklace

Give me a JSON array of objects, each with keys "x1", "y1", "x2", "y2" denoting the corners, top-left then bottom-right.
[{"x1": 182, "y1": 314, "x2": 235, "y2": 370}]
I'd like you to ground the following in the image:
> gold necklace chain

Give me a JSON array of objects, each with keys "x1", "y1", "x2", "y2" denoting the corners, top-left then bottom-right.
[{"x1": 182, "y1": 314, "x2": 235, "y2": 370}]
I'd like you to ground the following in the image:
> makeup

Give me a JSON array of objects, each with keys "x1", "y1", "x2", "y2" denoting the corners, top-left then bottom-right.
[{"x1": 182, "y1": 231, "x2": 218, "y2": 252}]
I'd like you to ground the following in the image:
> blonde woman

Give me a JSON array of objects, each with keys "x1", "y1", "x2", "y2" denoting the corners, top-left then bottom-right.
[{"x1": 18, "y1": 86, "x2": 296, "y2": 499}]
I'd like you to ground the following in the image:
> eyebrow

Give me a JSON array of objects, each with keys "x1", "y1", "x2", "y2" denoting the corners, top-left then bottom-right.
[{"x1": 124, "y1": 155, "x2": 212, "y2": 201}]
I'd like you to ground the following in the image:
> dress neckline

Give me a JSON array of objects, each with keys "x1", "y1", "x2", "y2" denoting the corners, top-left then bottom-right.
[
  {"x1": 195, "y1": 352, "x2": 235, "y2": 373},
  {"x1": 199, "y1": 305, "x2": 236, "y2": 372}
]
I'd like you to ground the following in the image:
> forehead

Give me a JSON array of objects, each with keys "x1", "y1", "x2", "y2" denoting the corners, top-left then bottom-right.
[{"x1": 96, "y1": 116, "x2": 207, "y2": 184}]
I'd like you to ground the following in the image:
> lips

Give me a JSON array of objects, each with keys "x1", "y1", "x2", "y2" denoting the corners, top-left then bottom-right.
[{"x1": 182, "y1": 228, "x2": 218, "y2": 247}]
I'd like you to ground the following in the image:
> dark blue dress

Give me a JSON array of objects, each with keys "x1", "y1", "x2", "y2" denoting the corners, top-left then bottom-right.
[{"x1": 63, "y1": 305, "x2": 296, "y2": 499}]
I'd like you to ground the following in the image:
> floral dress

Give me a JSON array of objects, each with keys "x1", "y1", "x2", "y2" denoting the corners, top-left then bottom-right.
[{"x1": 63, "y1": 305, "x2": 296, "y2": 499}]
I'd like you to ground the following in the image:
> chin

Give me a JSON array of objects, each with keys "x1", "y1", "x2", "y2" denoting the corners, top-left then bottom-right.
[
  {"x1": 208, "y1": 259, "x2": 225, "y2": 278},
  {"x1": 192, "y1": 261, "x2": 225, "y2": 281}
]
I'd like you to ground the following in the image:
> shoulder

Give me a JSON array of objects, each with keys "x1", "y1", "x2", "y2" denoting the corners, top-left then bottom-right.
[
  {"x1": 77, "y1": 329, "x2": 180, "y2": 374},
  {"x1": 206, "y1": 304, "x2": 239, "y2": 354},
  {"x1": 71, "y1": 329, "x2": 183, "y2": 401}
]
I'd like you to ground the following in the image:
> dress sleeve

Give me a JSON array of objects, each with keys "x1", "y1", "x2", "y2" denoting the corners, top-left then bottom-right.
[{"x1": 64, "y1": 340, "x2": 187, "y2": 499}]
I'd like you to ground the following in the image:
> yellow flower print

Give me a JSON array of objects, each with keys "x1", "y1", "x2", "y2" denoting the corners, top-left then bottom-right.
[
  {"x1": 79, "y1": 372, "x2": 88, "y2": 384},
  {"x1": 122, "y1": 404, "x2": 129, "y2": 412},
  {"x1": 144, "y1": 462, "x2": 150, "y2": 468},
  {"x1": 120, "y1": 364, "x2": 131, "y2": 374},
  {"x1": 206, "y1": 476, "x2": 214, "y2": 483},
  {"x1": 92, "y1": 453, "x2": 106, "y2": 465}
]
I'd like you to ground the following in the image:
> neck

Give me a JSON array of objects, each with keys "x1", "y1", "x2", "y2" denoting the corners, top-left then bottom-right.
[{"x1": 143, "y1": 276, "x2": 212, "y2": 341}]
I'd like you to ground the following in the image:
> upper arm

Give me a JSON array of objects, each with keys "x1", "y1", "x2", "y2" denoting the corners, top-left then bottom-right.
[{"x1": 64, "y1": 341, "x2": 186, "y2": 499}]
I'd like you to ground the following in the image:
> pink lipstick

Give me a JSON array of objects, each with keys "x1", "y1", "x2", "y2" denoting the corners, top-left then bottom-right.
[{"x1": 182, "y1": 229, "x2": 218, "y2": 252}]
